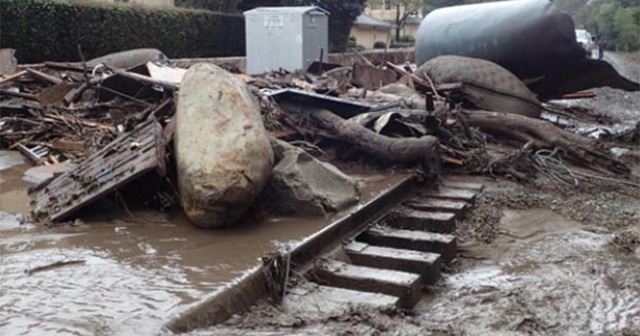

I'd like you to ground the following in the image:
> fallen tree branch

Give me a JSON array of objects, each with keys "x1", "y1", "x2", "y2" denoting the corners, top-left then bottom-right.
[
  {"x1": 462, "y1": 109, "x2": 630, "y2": 175},
  {"x1": 25, "y1": 260, "x2": 86, "y2": 275},
  {"x1": 280, "y1": 103, "x2": 441, "y2": 169}
]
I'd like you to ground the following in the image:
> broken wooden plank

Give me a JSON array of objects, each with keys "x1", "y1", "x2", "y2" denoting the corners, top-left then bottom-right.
[
  {"x1": 29, "y1": 118, "x2": 163, "y2": 223},
  {"x1": 44, "y1": 62, "x2": 87, "y2": 73},
  {"x1": 44, "y1": 114, "x2": 117, "y2": 132},
  {"x1": 50, "y1": 139, "x2": 86, "y2": 152},
  {"x1": 386, "y1": 62, "x2": 431, "y2": 92},
  {"x1": 560, "y1": 91, "x2": 597, "y2": 99},
  {"x1": 26, "y1": 68, "x2": 64, "y2": 85},
  {"x1": 0, "y1": 88, "x2": 37, "y2": 100},
  {"x1": 0, "y1": 70, "x2": 27, "y2": 86}
]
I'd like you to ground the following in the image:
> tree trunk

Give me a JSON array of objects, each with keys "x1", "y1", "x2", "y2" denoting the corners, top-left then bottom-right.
[
  {"x1": 395, "y1": 4, "x2": 401, "y2": 42},
  {"x1": 463, "y1": 110, "x2": 629, "y2": 174},
  {"x1": 281, "y1": 103, "x2": 440, "y2": 168}
]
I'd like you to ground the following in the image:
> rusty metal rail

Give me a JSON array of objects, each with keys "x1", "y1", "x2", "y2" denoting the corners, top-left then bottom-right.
[{"x1": 166, "y1": 175, "x2": 483, "y2": 333}]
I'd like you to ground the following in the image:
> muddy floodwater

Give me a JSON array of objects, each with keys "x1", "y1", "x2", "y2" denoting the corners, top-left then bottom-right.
[
  {"x1": 0, "y1": 152, "x2": 408, "y2": 335},
  {"x1": 2, "y1": 52, "x2": 638, "y2": 336},
  {"x1": 417, "y1": 207, "x2": 640, "y2": 335}
]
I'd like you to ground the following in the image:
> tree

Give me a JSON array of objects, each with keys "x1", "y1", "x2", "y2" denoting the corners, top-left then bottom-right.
[
  {"x1": 175, "y1": 0, "x2": 241, "y2": 13},
  {"x1": 613, "y1": 6, "x2": 640, "y2": 51},
  {"x1": 388, "y1": 0, "x2": 421, "y2": 41},
  {"x1": 311, "y1": 0, "x2": 366, "y2": 51},
  {"x1": 422, "y1": 0, "x2": 465, "y2": 14},
  {"x1": 238, "y1": 0, "x2": 282, "y2": 11}
]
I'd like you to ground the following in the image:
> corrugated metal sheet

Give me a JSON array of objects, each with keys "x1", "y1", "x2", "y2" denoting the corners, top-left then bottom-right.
[{"x1": 244, "y1": 6, "x2": 329, "y2": 15}]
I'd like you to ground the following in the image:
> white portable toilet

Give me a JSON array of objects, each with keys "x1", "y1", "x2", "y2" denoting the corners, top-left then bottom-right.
[{"x1": 244, "y1": 6, "x2": 329, "y2": 75}]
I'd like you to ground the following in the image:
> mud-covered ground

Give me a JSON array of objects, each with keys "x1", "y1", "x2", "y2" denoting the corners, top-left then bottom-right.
[
  {"x1": 190, "y1": 52, "x2": 640, "y2": 336},
  {"x1": 1, "y1": 53, "x2": 637, "y2": 336}
]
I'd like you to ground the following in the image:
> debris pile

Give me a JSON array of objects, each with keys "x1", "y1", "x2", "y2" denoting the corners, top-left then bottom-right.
[{"x1": 0, "y1": 47, "x2": 634, "y2": 227}]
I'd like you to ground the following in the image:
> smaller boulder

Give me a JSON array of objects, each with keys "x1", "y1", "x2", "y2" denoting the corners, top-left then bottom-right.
[
  {"x1": 87, "y1": 48, "x2": 167, "y2": 69},
  {"x1": 264, "y1": 140, "x2": 360, "y2": 217}
]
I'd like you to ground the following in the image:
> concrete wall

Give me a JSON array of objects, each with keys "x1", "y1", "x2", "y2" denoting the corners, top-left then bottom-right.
[
  {"x1": 172, "y1": 48, "x2": 416, "y2": 74},
  {"x1": 351, "y1": 25, "x2": 392, "y2": 49}
]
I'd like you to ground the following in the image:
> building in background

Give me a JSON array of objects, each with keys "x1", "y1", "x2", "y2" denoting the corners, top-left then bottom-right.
[
  {"x1": 363, "y1": 0, "x2": 423, "y2": 42},
  {"x1": 402, "y1": 16, "x2": 421, "y2": 38},
  {"x1": 350, "y1": 14, "x2": 392, "y2": 49}
]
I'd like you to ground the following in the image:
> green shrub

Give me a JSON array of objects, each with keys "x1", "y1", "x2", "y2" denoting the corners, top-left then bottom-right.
[
  {"x1": 0, "y1": 0, "x2": 246, "y2": 63},
  {"x1": 396, "y1": 35, "x2": 415, "y2": 43},
  {"x1": 373, "y1": 41, "x2": 387, "y2": 49}
]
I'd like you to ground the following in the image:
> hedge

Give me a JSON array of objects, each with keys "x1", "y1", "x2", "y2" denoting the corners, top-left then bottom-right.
[{"x1": 0, "y1": 0, "x2": 246, "y2": 63}]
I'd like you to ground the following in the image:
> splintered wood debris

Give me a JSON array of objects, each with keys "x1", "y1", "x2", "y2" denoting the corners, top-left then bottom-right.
[
  {"x1": 29, "y1": 118, "x2": 164, "y2": 223},
  {"x1": 0, "y1": 47, "x2": 634, "y2": 225}
]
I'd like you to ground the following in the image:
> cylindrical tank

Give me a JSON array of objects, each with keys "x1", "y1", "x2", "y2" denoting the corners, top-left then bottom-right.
[{"x1": 415, "y1": 0, "x2": 585, "y2": 80}]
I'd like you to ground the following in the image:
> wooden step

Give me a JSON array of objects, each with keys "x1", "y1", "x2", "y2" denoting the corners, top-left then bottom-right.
[
  {"x1": 285, "y1": 284, "x2": 400, "y2": 312},
  {"x1": 344, "y1": 241, "x2": 441, "y2": 285},
  {"x1": 418, "y1": 187, "x2": 478, "y2": 204},
  {"x1": 404, "y1": 198, "x2": 470, "y2": 217},
  {"x1": 314, "y1": 259, "x2": 422, "y2": 309},
  {"x1": 358, "y1": 226, "x2": 457, "y2": 263},
  {"x1": 441, "y1": 179, "x2": 484, "y2": 192},
  {"x1": 387, "y1": 210, "x2": 456, "y2": 233}
]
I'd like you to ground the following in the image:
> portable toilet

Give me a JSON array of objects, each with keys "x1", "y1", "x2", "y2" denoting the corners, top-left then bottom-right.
[{"x1": 244, "y1": 6, "x2": 329, "y2": 75}]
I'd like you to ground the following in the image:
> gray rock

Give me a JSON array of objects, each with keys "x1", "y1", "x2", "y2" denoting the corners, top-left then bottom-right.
[
  {"x1": 175, "y1": 63, "x2": 274, "y2": 228},
  {"x1": 87, "y1": 48, "x2": 166, "y2": 69},
  {"x1": 265, "y1": 140, "x2": 359, "y2": 217}
]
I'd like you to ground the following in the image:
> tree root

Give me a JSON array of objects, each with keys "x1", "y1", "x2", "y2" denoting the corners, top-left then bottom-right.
[{"x1": 463, "y1": 110, "x2": 630, "y2": 175}]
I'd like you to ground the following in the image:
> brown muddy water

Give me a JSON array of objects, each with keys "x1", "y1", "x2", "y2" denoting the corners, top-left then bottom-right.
[
  {"x1": 0, "y1": 152, "x2": 408, "y2": 335},
  {"x1": 417, "y1": 208, "x2": 640, "y2": 335}
]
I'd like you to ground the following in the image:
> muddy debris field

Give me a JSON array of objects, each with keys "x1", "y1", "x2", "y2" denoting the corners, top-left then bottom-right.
[{"x1": 0, "y1": 46, "x2": 639, "y2": 336}]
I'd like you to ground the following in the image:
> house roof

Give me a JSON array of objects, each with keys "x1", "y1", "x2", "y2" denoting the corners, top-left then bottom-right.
[
  {"x1": 406, "y1": 16, "x2": 423, "y2": 25},
  {"x1": 244, "y1": 6, "x2": 329, "y2": 16},
  {"x1": 354, "y1": 14, "x2": 392, "y2": 28}
]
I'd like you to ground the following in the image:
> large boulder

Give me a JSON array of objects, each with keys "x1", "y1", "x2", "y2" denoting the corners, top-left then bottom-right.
[
  {"x1": 264, "y1": 140, "x2": 359, "y2": 217},
  {"x1": 175, "y1": 63, "x2": 274, "y2": 228}
]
